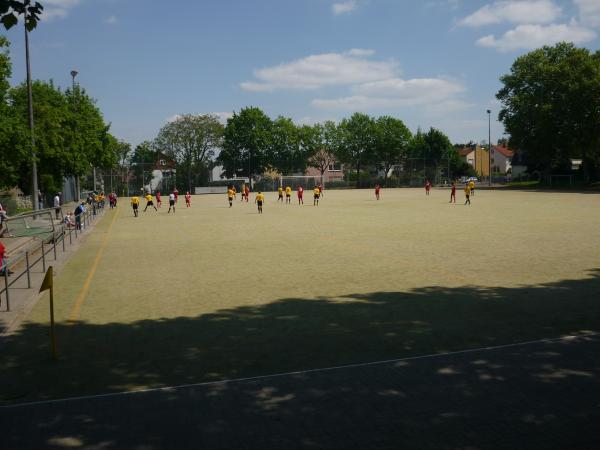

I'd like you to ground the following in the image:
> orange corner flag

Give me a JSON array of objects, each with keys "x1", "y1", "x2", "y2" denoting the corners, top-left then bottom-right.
[{"x1": 39, "y1": 266, "x2": 53, "y2": 293}]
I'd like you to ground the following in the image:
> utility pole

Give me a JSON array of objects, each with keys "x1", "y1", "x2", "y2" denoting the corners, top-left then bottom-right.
[
  {"x1": 487, "y1": 109, "x2": 492, "y2": 186},
  {"x1": 25, "y1": 8, "x2": 39, "y2": 210},
  {"x1": 71, "y1": 70, "x2": 80, "y2": 199}
]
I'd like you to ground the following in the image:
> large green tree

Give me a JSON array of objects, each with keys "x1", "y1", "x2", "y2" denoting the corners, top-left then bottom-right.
[
  {"x1": 497, "y1": 42, "x2": 600, "y2": 183},
  {"x1": 307, "y1": 121, "x2": 341, "y2": 182},
  {"x1": 0, "y1": 35, "x2": 26, "y2": 189},
  {"x1": 8, "y1": 81, "x2": 116, "y2": 194},
  {"x1": 374, "y1": 116, "x2": 411, "y2": 182},
  {"x1": 219, "y1": 107, "x2": 272, "y2": 180},
  {"x1": 337, "y1": 113, "x2": 377, "y2": 188},
  {"x1": 154, "y1": 114, "x2": 223, "y2": 191}
]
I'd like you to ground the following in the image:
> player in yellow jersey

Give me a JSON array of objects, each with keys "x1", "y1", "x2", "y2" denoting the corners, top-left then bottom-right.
[
  {"x1": 227, "y1": 187, "x2": 234, "y2": 207},
  {"x1": 131, "y1": 196, "x2": 140, "y2": 217},
  {"x1": 313, "y1": 186, "x2": 320, "y2": 206},
  {"x1": 277, "y1": 186, "x2": 284, "y2": 202},
  {"x1": 285, "y1": 186, "x2": 292, "y2": 204},
  {"x1": 464, "y1": 184, "x2": 471, "y2": 205},
  {"x1": 469, "y1": 179, "x2": 475, "y2": 196},
  {"x1": 255, "y1": 191, "x2": 265, "y2": 214},
  {"x1": 144, "y1": 193, "x2": 157, "y2": 212}
]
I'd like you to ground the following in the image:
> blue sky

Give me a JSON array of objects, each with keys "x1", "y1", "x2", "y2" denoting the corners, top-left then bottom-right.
[{"x1": 3, "y1": 0, "x2": 600, "y2": 147}]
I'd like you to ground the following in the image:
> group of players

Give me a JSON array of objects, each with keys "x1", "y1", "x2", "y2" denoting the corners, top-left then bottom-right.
[
  {"x1": 423, "y1": 179, "x2": 476, "y2": 205},
  {"x1": 225, "y1": 183, "x2": 324, "y2": 213},
  {"x1": 128, "y1": 178, "x2": 475, "y2": 217},
  {"x1": 130, "y1": 188, "x2": 192, "y2": 217}
]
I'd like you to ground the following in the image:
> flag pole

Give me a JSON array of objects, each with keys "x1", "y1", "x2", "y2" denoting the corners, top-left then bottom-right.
[{"x1": 40, "y1": 266, "x2": 57, "y2": 360}]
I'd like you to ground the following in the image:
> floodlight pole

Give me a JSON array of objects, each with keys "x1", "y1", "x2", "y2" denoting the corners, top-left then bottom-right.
[
  {"x1": 71, "y1": 70, "x2": 80, "y2": 199},
  {"x1": 487, "y1": 109, "x2": 492, "y2": 186},
  {"x1": 25, "y1": 8, "x2": 39, "y2": 211}
]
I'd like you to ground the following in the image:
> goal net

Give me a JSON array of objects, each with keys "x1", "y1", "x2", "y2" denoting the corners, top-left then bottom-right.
[
  {"x1": 279, "y1": 176, "x2": 321, "y2": 190},
  {"x1": 3, "y1": 208, "x2": 57, "y2": 240},
  {"x1": 196, "y1": 178, "x2": 249, "y2": 194}
]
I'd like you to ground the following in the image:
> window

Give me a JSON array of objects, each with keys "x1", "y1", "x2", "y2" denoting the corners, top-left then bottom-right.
[
  {"x1": 160, "y1": 159, "x2": 167, "y2": 166},
  {"x1": 328, "y1": 163, "x2": 341, "y2": 172}
]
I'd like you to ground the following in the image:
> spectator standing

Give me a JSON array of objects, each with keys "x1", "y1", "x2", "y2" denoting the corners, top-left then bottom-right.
[{"x1": 53, "y1": 193, "x2": 61, "y2": 220}]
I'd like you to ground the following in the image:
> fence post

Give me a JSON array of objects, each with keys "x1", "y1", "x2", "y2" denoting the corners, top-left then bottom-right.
[
  {"x1": 62, "y1": 230, "x2": 66, "y2": 252},
  {"x1": 3, "y1": 269, "x2": 9, "y2": 312},
  {"x1": 53, "y1": 236, "x2": 57, "y2": 260},
  {"x1": 25, "y1": 251, "x2": 31, "y2": 288},
  {"x1": 41, "y1": 241, "x2": 46, "y2": 272},
  {"x1": 69, "y1": 228, "x2": 72, "y2": 245}
]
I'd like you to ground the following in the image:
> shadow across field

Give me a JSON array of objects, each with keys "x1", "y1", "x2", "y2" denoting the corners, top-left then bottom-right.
[
  {"x1": 1, "y1": 272, "x2": 600, "y2": 448},
  {"x1": 1, "y1": 269, "x2": 599, "y2": 403}
]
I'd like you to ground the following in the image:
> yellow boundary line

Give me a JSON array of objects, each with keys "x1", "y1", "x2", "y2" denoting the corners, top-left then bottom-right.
[{"x1": 67, "y1": 210, "x2": 119, "y2": 323}]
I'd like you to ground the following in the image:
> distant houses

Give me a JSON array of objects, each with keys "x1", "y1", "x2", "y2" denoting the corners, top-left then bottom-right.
[{"x1": 459, "y1": 144, "x2": 515, "y2": 178}]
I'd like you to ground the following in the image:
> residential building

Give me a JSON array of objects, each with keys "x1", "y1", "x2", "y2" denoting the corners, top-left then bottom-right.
[
  {"x1": 305, "y1": 160, "x2": 345, "y2": 182},
  {"x1": 490, "y1": 145, "x2": 514, "y2": 175}
]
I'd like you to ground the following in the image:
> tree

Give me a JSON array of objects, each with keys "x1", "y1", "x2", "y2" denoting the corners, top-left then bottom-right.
[
  {"x1": 497, "y1": 42, "x2": 600, "y2": 183},
  {"x1": 267, "y1": 116, "x2": 300, "y2": 175},
  {"x1": 408, "y1": 127, "x2": 453, "y2": 182},
  {"x1": 154, "y1": 114, "x2": 223, "y2": 191},
  {"x1": 9, "y1": 80, "x2": 70, "y2": 193},
  {"x1": 0, "y1": 35, "x2": 26, "y2": 189},
  {"x1": 219, "y1": 107, "x2": 272, "y2": 181},
  {"x1": 308, "y1": 121, "x2": 340, "y2": 183},
  {"x1": 8, "y1": 81, "x2": 115, "y2": 193},
  {"x1": 0, "y1": 1, "x2": 44, "y2": 31},
  {"x1": 374, "y1": 116, "x2": 411, "y2": 183},
  {"x1": 337, "y1": 113, "x2": 377, "y2": 188}
]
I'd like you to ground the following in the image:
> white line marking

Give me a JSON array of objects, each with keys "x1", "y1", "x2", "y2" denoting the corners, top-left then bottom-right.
[{"x1": 2, "y1": 331, "x2": 597, "y2": 409}]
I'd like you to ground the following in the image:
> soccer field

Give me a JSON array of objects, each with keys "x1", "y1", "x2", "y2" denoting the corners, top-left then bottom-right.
[{"x1": 2, "y1": 188, "x2": 600, "y2": 403}]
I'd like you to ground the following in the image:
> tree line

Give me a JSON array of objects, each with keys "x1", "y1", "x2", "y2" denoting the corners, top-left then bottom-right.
[{"x1": 132, "y1": 107, "x2": 467, "y2": 192}]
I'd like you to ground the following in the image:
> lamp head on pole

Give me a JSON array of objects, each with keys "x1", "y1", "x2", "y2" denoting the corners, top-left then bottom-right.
[
  {"x1": 70, "y1": 70, "x2": 78, "y2": 79},
  {"x1": 486, "y1": 109, "x2": 491, "y2": 114}
]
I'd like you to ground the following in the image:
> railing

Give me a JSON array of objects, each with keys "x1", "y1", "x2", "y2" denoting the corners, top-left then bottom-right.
[{"x1": 1, "y1": 206, "x2": 104, "y2": 311}]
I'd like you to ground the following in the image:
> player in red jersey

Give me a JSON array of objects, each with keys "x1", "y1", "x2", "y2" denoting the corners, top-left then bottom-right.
[
  {"x1": 155, "y1": 191, "x2": 162, "y2": 208},
  {"x1": 185, "y1": 191, "x2": 191, "y2": 207},
  {"x1": 375, "y1": 184, "x2": 381, "y2": 200},
  {"x1": 425, "y1": 180, "x2": 431, "y2": 196},
  {"x1": 449, "y1": 182, "x2": 456, "y2": 203},
  {"x1": 244, "y1": 184, "x2": 250, "y2": 202},
  {"x1": 297, "y1": 185, "x2": 304, "y2": 204},
  {"x1": 173, "y1": 187, "x2": 179, "y2": 203}
]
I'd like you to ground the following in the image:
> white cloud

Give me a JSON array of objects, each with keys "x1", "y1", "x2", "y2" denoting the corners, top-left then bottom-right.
[
  {"x1": 345, "y1": 48, "x2": 375, "y2": 57},
  {"x1": 240, "y1": 51, "x2": 399, "y2": 92},
  {"x1": 312, "y1": 77, "x2": 467, "y2": 112},
  {"x1": 332, "y1": 1, "x2": 357, "y2": 16},
  {"x1": 459, "y1": 0, "x2": 562, "y2": 27},
  {"x1": 41, "y1": 0, "x2": 80, "y2": 21},
  {"x1": 575, "y1": 0, "x2": 600, "y2": 27},
  {"x1": 476, "y1": 21, "x2": 597, "y2": 51},
  {"x1": 105, "y1": 15, "x2": 118, "y2": 25}
]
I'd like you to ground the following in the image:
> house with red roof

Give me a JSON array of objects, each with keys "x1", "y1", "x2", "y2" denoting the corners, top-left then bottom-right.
[{"x1": 490, "y1": 145, "x2": 515, "y2": 175}]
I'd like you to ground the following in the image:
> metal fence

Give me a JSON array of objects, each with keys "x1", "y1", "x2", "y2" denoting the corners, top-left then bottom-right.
[{"x1": 1, "y1": 206, "x2": 104, "y2": 311}]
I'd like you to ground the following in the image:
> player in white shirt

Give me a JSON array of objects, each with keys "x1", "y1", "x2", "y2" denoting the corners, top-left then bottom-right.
[{"x1": 168, "y1": 192, "x2": 176, "y2": 214}]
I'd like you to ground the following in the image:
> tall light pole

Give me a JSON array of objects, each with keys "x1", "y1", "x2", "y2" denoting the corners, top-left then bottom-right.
[
  {"x1": 24, "y1": 7, "x2": 39, "y2": 210},
  {"x1": 70, "y1": 70, "x2": 82, "y2": 199},
  {"x1": 487, "y1": 109, "x2": 492, "y2": 186}
]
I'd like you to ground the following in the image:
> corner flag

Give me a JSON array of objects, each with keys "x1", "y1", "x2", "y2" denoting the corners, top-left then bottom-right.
[
  {"x1": 40, "y1": 266, "x2": 57, "y2": 360},
  {"x1": 39, "y1": 266, "x2": 53, "y2": 293}
]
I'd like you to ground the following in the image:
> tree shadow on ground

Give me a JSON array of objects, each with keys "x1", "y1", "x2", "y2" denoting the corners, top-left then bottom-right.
[{"x1": 1, "y1": 271, "x2": 600, "y2": 448}]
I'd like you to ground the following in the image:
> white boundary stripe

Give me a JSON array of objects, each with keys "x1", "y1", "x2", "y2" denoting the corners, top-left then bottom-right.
[{"x1": 2, "y1": 331, "x2": 598, "y2": 409}]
